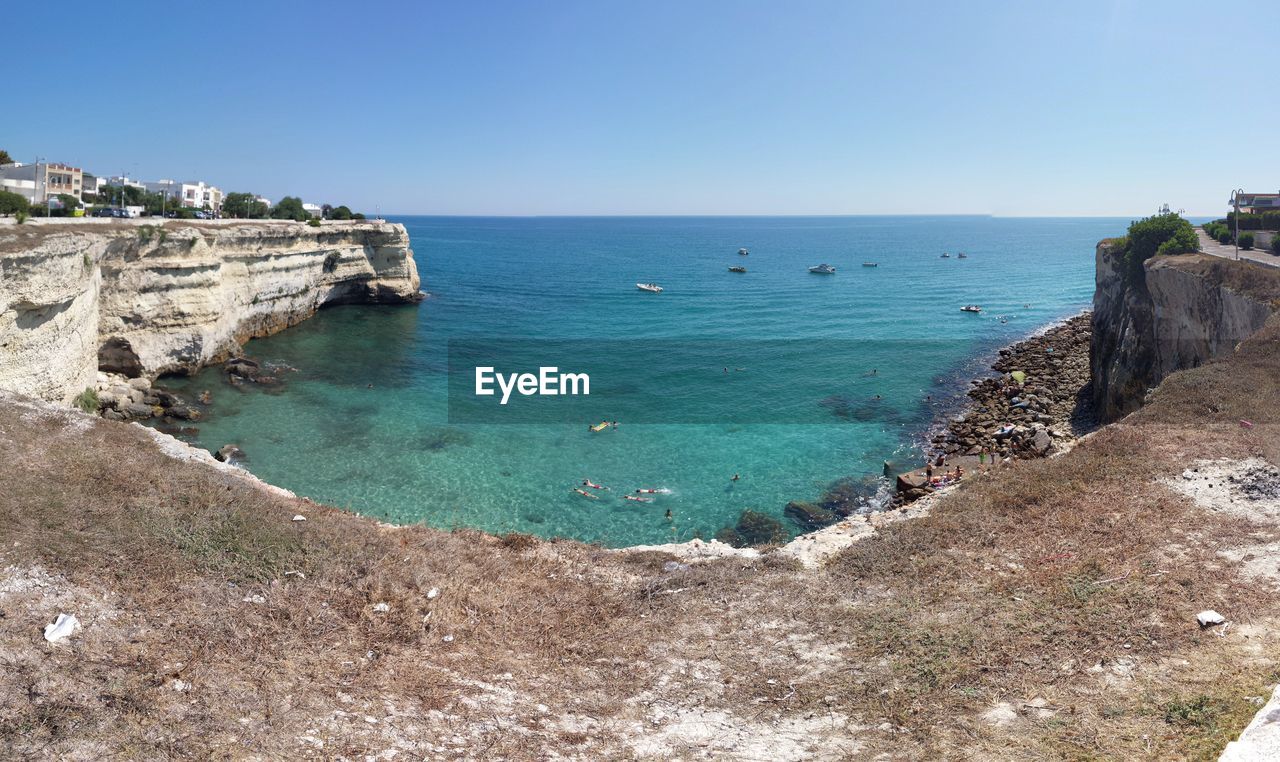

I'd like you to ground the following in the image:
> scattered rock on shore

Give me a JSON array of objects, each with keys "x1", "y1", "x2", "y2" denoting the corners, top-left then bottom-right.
[
  {"x1": 94, "y1": 372, "x2": 200, "y2": 423},
  {"x1": 927, "y1": 314, "x2": 1094, "y2": 464}
]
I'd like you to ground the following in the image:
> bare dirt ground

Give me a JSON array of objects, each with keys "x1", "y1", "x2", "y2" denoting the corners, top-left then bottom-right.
[{"x1": 2, "y1": 318, "x2": 1279, "y2": 759}]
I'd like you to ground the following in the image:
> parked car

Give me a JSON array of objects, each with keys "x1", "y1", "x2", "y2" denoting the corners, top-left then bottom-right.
[{"x1": 92, "y1": 207, "x2": 130, "y2": 218}]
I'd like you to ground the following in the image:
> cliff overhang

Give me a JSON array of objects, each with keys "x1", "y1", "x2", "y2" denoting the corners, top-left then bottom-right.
[{"x1": 0, "y1": 220, "x2": 423, "y2": 402}]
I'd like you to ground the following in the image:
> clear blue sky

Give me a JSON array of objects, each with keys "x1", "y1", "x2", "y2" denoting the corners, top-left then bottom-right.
[{"x1": 6, "y1": 1, "x2": 1276, "y2": 216}]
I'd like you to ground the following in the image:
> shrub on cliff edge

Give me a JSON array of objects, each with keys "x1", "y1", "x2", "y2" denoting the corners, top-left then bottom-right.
[
  {"x1": 1118, "y1": 212, "x2": 1198, "y2": 283},
  {"x1": 73, "y1": 388, "x2": 100, "y2": 414}
]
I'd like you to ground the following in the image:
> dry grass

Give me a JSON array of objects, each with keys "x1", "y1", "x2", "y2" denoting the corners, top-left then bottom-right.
[{"x1": 1, "y1": 329, "x2": 1279, "y2": 757}]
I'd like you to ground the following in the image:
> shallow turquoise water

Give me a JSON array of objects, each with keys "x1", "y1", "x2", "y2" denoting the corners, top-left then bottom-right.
[{"x1": 160, "y1": 216, "x2": 1128, "y2": 546}]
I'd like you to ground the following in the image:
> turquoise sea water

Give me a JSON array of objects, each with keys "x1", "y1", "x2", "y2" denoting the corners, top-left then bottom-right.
[{"x1": 160, "y1": 216, "x2": 1128, "y2": 546}]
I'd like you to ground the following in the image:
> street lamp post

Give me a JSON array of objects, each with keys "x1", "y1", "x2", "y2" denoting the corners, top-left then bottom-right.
[{"x1": 1231, "y1": 188, "x2": 1244, "y2": 260}]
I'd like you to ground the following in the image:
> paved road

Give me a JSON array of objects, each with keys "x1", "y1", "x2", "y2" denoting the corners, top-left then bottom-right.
[{"x1": 1196, "y1": 228, "x2": 1280, "y2": 269}]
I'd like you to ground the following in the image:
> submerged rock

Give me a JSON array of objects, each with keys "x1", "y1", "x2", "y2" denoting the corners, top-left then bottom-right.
[
  {"x1": 716, "y1": 510, "x2": 789, "y2": 548},
  {"x1": 784, "y1": 501, "x2": 838, "y2": 532},
  {"x1": 225, "y1": 357, "x2": 261, "y2": 380}
]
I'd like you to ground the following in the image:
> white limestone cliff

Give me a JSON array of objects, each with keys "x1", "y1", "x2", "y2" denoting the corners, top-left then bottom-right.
[
  {"x1": 1090, "y1": 247, "x2": 1275, "y2": 421},
  {"x1": 0, "y1": 220, "x2": 422, "y2": 403}
]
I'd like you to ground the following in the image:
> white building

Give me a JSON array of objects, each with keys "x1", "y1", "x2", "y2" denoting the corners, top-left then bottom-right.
[
  {"x1": 0, "y1": 161, "x2": 85, "y2": 203},
  {"x1": 143, "y1": 179, "x2": 223, "y2": 212},
  {"x1": 104, "y1": 175, "x2": 145, "y2": 189},
  {"x1": 302, "y1": 202, "x2": 323, "y2": 218},
  {"x1": 82, "y1": 174, "x2": 105, "y2": 198}
]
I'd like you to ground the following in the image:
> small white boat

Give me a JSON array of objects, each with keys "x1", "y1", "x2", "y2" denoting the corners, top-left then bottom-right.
[
  {"x1": 960, "y1": 305, "x2": 982, "y2": 313},
  {"x1": 636, "y1": 282, "x2": 663, "y2": 293},
  {"x1": 940, "y1": 252, "x2": 951, "y2": 258},
  {"x1": 808, "y1": 264, "x2": 836, "y2": 274},
  {"x1": 738, "y1": 248, "x2": 749, "y2": 256},
  {"x1": 728, "y1": 265, "x2": 746, "y2": 273},
  {"x1": 862, "y1": 262, "x2": 879, "y2": 267},
  {"x1": 957, "y1": 252, "x2": 968, "y2": 259}
]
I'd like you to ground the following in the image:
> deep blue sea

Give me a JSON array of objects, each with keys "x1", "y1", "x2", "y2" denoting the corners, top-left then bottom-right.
[{"x1": 161, "y1": 216, "x2": 1130, "y2": 546}]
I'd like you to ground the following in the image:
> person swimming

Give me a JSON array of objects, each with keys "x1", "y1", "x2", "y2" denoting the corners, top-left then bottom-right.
[
  {"x1": 573, "y1": 488, "x2": 598, "y2": 499},
  {"x1": 731, "y1": 473, "x2": 740, "y2": 482}
]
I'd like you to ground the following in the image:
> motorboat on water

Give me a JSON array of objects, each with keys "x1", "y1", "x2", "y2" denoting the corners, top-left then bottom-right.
[
  {"x1": 960, "y1": 305, "x2": 982, "y2": 313},
  {"x1": 728, "y1": 265, "x2": 747, "y2": 273},
  {"x1": 940, "y1": 252, "x2": 951, "y2": 258},
  {"x1": 808, "y1": 264, "x2": 837, "y2": 274},
  {"x1": 862, "y1": 262, "x2": 879, "y2": 267},
  {"x1": 957, "y1": 252, "x2": 968, "y2": 259},
  {"x1": 738, "y1": 248, "x2": 749, "y2": 255},
  {"x1": 636, "y1": 282, "x2": 663, "y2": 293}
]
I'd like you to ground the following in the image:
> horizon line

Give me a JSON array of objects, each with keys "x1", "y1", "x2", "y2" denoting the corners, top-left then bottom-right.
[{"x1": 375, "y1": 212, "x2": 1222, "y2": 220}]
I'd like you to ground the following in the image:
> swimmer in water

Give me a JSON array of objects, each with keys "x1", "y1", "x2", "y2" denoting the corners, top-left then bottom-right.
[
  {"x1": 731, "y1": 473, "x2": 740, "y2": 482},
  {"x1": 665, "y1": 509, "x2": 673, "y2": 521}
]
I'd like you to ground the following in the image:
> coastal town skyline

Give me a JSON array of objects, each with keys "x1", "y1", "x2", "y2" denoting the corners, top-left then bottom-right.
[{"x1": 6, "y1": 1, "x2": 1278, "y2": 217}]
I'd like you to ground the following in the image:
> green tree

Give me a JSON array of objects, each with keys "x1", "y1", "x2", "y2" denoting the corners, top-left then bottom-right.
[
  {"x1": 0, "y1": 190, "x2": 29, "y2": 215},
  {"x1": 55, "y1": 193, "x2": 81, "y2": 216},
  {"x1": 222, "y1": 192, "x2": 269, "y2": 219},
  {"x1": 101, "y1": 184, "x2": 145, "y2": 207},
  {"x1": 0, "y1": 149, "x2": 12, "y2": 165},
  {"x1": 271, "y1": 196, "x2": 307, "y2": 221},
  {"x1": 1119, "y1": 212, "x2": 1198, "y2": 281},
  {"x1": 330, "y1": 205, "x2": 353, "y2": 220},
  {"x1": 1271, "y1": 236, "x2": 1280, "y2": 255}
]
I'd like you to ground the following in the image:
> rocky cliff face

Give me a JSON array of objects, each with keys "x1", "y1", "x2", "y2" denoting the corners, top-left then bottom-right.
[
  {"x1": 1091, "y1": 245, "x2": 1275, "y2": 421},
  {"x1": 0, "y1": 232, "x2": 106, "y2": 404},
  {"x1": 0, "y1": 221, "x2": 422, "y2": 403}
]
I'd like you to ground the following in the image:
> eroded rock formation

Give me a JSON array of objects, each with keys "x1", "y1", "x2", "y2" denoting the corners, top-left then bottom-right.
[
  {"x1": 0, "y1": 221, "x2": 422, "y2": 403},
  {"x1": 1091, "y1": 245, "x2": 1274, "y2": 421}
]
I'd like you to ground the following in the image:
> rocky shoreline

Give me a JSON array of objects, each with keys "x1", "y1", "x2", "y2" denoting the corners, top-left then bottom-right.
[
  {"x1": 710, "y1": 313, "x2": 1095, "y2": 543},
  {"x1": 89, "y1": 355, "x2": 295, "y2": 453},
  {"x1": 894, "y1": 312, "x2": 1094, "y2": 504},
  {"x1": 930, "y1": 312, "x2": 1094, "y2": 457}
]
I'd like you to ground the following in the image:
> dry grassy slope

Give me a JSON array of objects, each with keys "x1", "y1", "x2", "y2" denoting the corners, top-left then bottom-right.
[{"x1": 2, "y1": 322, "x2": 1279, "y2": 756}]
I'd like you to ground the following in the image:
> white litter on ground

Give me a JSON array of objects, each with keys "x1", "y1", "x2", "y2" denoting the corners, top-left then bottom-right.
[
  {"x1": 1198, "y1": 610, "x2": 1226, "y2": 627},
  {"x1": 43, "y1": 613, "x2": 80, "y2": 643}
]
